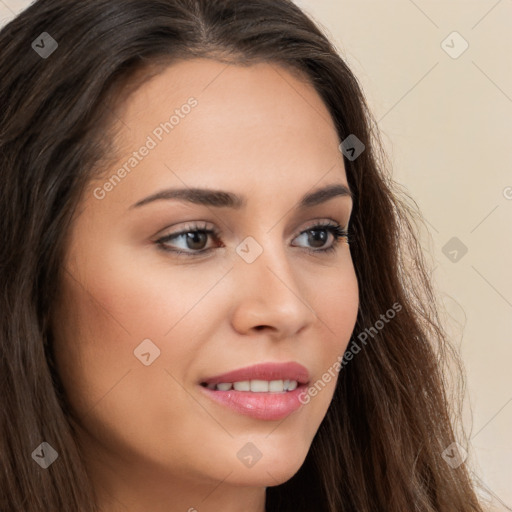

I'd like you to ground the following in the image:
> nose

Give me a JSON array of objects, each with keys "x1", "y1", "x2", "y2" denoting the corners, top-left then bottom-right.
[{"x1": 230, "y1": 241, "x2": 317, "y2": 338}]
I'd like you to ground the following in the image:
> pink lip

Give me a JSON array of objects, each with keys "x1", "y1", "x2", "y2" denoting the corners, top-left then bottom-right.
[
  {"x1": 198, "y1": 362, "x2": 310, "y2": 421},
  {"x1": 199, "y1": 384, "x2": 308, "y2": 420},
  {"x1": 199, "y1": 361, "x2": 310, "y2": 386}
]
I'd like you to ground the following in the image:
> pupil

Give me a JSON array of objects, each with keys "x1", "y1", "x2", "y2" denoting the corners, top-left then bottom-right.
[
  {"x1": 309, "y1": 229, "x2": 327, "y2": 247},
  {"x1": 187, "y1": 232, "x2": 206, "y2": 250}
]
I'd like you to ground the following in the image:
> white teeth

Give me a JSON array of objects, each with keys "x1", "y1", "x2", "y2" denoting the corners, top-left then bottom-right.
[
  {"x1": 206, "y1": 379, "x2": 299, "y2": 392},
  {"x1": 251, "y1": 379, "x2": 269, "y2": 392},
  {"x1": 233, "y1": 381, "x2": 251, "y2": 391},
  {"x1": 268, "y1": 380, "x2": 284, "y2": 392},
  {"x1": 287, "y1": 380, "x2": 298, "y2": 391}
]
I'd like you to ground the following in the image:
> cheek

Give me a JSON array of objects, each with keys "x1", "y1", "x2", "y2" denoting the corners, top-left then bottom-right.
[
  {"x1": 64, "y1": 236, "x2": 225, "y2": 341},
  {"x1": 312, "y1": 260, "x2": 359, "y2": 348},
  {"x1": 294, "y1": 261, "x2": 358, "y2": 417},
  {"x1": 51, "y1": 259, "x2": 213, "y2": 462},
  {"x1": 52, "y1": 245, "x2": 227, "y2": 412},
  {"x1": 99, "y1": 246, "x2": 234, "y2": 332},
  {"x1": 51, "y1": 274, "x2": 138, "y2": 418}
]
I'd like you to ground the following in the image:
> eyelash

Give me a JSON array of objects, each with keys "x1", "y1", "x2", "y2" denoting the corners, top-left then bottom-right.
[{"x1": 155, "y1": 221, "x2": 350, "y2": 258}]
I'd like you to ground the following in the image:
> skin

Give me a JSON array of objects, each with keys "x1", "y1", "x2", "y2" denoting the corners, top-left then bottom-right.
[{"x1": 51, "y1": 59, "x2": 359, "y2": 512}]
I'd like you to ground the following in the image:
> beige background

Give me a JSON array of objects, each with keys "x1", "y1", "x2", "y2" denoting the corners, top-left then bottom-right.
[
  {"x1": 2, "y1": 0, "x2": 510, "y2": 508},
  {"x1": 291, "y1": 2, "x2": 512, "y2": 508}
]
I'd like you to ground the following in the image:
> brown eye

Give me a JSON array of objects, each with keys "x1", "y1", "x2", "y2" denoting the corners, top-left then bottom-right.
[
  {"x1": 156, "y1": 228, "x2": 219, "y2": 254},
  {"x1": 155, "y1": 222, "x2": 223, "y2": 257},
  {"x1": 304, "y1": 228, "x2": 330, "y2": 248},
  {"x1": 180, "y1": 231, "x2": 209, "y2": 251},
  {"x1": 155, "y1": 221, "x2": 348, "y2": 258},
  {"x1": 292, "y1": 223, "x2": 349, "y2": 254}
]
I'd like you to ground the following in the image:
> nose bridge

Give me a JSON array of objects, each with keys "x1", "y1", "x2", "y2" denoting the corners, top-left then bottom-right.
[
  {"x1": 237, "y1": 229, "x2": 297, "y2": 296},
  {"x1": 231, "y1": 229, "x2": 317, "y2": 333}
]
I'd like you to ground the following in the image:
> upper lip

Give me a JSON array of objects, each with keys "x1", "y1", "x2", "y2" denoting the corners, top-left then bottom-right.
[{"x1": 200, "y1": 362, "x2": 310, "y2": 385}]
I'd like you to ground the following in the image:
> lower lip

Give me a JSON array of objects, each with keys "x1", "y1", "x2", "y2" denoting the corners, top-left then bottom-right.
[{"x1": 198, "y1": 384, "x2": 307, "y2": 421}]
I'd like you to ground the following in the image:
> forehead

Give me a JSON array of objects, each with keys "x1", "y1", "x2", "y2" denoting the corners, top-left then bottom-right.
[
  {"x1": 113, "y1": 58, "x2": 341, "y2": 156},
  {"x1": 87, "y1": 58, "x2": 348, "y2": 212}
]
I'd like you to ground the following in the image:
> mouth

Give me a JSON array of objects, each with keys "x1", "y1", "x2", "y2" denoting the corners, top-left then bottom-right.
[
  {"x1": 200, "y1": 379, "x2": 301, "y2": 392},
  {"x1": 198, "y1": 361, "x2": 310, "y2": 421}
]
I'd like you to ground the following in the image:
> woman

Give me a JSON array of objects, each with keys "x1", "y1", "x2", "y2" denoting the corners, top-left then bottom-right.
[{"x1": 0, "y1": 0, "x2": 484, "y2": 510}]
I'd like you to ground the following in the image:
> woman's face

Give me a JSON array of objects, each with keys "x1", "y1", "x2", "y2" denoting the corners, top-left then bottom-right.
[{"x1": 52, "y1": 59, "x2": 359, "y2": 509}]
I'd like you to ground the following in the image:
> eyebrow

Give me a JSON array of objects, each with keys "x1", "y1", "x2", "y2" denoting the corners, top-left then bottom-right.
[{"x1": 130, "y1": 183, "x2": 353, "y2": 210}]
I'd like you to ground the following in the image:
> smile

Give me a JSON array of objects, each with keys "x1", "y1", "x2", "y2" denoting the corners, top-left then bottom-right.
[{"x1": 200, "y1": 379, "x2": 299, "y2": 392}]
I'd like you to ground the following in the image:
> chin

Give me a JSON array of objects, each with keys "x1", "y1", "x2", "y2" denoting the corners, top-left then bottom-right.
[
  {"x1": 223, "y1": 440, "x2": 310, "y2": 487},
  {"x1": 225, "y1": 462, "x2": 304, "y2": 488}
]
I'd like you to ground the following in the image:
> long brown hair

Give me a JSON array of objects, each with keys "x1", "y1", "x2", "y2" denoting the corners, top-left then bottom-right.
[{"x1": 0, "y1": 0, "x2": 483, "y2": 510}]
